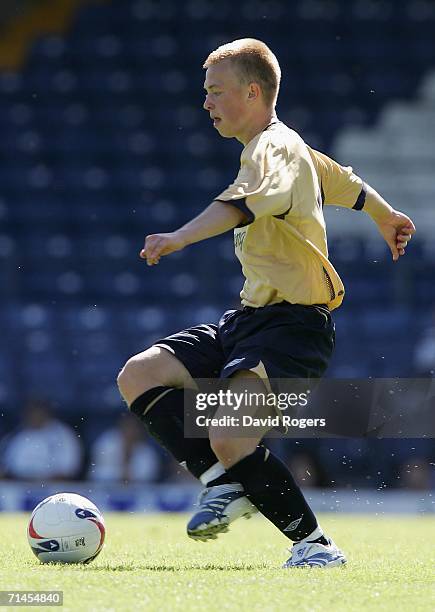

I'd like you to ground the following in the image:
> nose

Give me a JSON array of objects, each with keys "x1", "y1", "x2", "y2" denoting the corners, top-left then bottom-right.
[{"x1": 203, "y1": 95, "x2": 214, "y2": 111}]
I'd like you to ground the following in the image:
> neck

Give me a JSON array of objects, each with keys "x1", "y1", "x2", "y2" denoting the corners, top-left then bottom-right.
[{"x1": 237, "y1": 110, "x2": 277, "y2": 146}]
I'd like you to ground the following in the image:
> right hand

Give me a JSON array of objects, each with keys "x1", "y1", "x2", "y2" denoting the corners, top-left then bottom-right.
[{"x1": 139, "y1": 231, "x2": 186, "y2": 266}]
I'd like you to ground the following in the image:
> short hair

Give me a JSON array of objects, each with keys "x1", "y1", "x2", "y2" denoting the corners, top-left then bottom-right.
[{"x1": 203, "y1": 38, "x2": 281, "y2": 107}]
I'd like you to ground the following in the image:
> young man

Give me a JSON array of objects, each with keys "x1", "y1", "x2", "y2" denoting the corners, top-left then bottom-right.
[{"x1": 117, "y1": 39, "x2": 415, "y2": 568}]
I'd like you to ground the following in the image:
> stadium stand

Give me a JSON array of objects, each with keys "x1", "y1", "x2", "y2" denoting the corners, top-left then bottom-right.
[{"x1": 333, "y1": 70, "x2": 435, "y2": 237}]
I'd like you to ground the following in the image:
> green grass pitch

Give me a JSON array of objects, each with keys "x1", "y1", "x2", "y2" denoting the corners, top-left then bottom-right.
[{"x1": 0, "y1": 513, "x2": 433, "y2": 611}]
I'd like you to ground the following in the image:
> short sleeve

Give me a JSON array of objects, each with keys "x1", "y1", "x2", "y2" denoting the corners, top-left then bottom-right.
[
  {"x1": 214, "y1": 134, "x2": 299, "y2": 222},
  {"x1": 309, "y1": 148, "x2": 366, "y2": 210}
]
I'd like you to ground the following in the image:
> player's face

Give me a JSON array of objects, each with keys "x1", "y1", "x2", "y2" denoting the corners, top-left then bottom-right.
[{"x1": 203, "y1": 60, "x2": 251, "y2": 142}]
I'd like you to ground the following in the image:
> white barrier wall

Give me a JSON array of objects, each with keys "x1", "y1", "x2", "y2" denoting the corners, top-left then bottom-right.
[{"x1": 0, "y1": 481, "x2": 433, "y2": 514}]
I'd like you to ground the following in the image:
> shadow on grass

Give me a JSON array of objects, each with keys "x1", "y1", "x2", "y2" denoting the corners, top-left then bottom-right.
[
  {"x1": 26, "y1": 560, "x2": 271, "y2": 572},
  {"x1": 90, "y1": 562, "x2": 270, "y2": 572}
]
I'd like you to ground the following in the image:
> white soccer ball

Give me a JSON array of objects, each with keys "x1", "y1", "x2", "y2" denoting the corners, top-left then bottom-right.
[{"x1": 27, "y1": 492, "x2": 105, "y2": 564}]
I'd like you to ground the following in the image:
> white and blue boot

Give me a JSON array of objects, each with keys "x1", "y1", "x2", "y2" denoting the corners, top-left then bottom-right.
[
  {"x1": 187, "y1": 483, "x2": 257, "y2": 541},
  {"x1": 283, "y1": 537, "x2": 347, "y2": 568}
]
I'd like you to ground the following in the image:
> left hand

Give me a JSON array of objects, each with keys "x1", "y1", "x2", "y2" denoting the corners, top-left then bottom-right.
[{"x1": 375, "y1": 210, "x2": 416, "y2": 261}]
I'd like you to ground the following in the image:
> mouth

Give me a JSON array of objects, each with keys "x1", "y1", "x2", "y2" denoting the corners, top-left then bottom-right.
[{"x1": 211, "y1": 117, "x2": 221, "y2": 127}]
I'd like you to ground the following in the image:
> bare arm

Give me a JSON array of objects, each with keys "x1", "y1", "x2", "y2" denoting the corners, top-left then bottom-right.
[
  {"x1": 140, "y1": 200, "x2": 247, "y2": 266},
  {"x1": 309, "y1": 148, "x2": 416, "y2": 261}
]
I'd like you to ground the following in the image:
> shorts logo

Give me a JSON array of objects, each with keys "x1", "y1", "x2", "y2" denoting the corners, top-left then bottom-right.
[
  {"x1": 226, "y1": 357, "x2": 246, "y2": 368},
  {"x1": 283, "y1": 515, "x2": 303, "y2": 532}
]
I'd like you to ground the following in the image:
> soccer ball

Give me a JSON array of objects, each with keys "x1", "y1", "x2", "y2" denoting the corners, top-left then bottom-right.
[{"x1": 27, "y1": 492, "x2": 105, "y2": 564}]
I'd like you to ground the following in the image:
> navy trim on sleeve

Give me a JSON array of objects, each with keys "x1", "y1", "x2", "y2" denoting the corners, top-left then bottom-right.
[
  {"x1": 214, "y1": 198, "x2": 255, "y2": 227},
  {"x1": 352, "y1": 182, "x2": 367, "y2": 210},
  {"x1": 273, "y1": 206, "x2": 291, "y2": 220}
]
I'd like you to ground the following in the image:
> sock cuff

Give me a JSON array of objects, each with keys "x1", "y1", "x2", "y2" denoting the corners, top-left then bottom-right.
[
  {"x1": 199, "y1": 461, "x2": 226, "y2": 485},
  {"x1": 302, "y1": 525, "x2": 324, "y2": 543},
  {"x1": 226, "y1": 445, "x2": 268, "y2": 480},
  {"x1": 130, "y1": 386, "x2": 179, "y2": 418}
]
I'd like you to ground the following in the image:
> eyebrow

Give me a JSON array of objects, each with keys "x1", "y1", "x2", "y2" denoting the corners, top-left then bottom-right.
[{"x1": 204, "y1": 83, "x2": 221, "y2": 91}]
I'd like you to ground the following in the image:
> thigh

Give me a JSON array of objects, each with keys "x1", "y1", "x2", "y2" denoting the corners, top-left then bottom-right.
[{"x1": 126, "y1": 345, "x2": 196, "y2": 388}]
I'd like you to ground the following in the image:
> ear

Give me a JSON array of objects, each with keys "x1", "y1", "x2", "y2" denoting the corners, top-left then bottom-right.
[{"x1": 247, "y1": 82, "x2": 261, "y2": 101}]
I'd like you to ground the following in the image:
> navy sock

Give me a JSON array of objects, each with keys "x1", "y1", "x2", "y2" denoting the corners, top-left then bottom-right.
[
  {"x1": 130, "y1": 387, "x2": 233, "y2": 482},
  {"x1": 206, "y1": 473, "x2": 234, "y2": 487},
  {"x1": 308, "y1": 536, "x2": 329, "y2": 545},
  {"x1": 226, "y1": 446, "x2": 324, "y2": 542}
]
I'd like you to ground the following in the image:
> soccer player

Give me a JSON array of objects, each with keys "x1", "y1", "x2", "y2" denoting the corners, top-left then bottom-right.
[{"x1": 117, "y1": 39, "x2": 415, "y2": 568}]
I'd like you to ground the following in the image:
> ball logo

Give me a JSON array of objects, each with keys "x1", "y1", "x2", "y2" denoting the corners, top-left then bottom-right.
[
  {"x1": 39, "y1": 540, "x2": 60, "y2": 551},
  {"x1": 75, "y1": 508, "x2": 97, "y2": 519}
]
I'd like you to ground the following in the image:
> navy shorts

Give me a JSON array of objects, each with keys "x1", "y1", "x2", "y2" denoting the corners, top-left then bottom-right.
[{"x1": 154, "y1": 302, "x2": 335, "y2": 383}]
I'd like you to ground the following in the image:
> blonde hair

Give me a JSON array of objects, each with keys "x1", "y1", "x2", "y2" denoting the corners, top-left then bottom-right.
[{"x1": 203, "y1": 38, "x2": 281, "y2": 107}]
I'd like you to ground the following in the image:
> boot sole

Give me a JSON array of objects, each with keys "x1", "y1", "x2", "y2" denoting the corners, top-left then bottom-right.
[{"x1": 187, "y1": 512, "x2": 254, "y2": 542}]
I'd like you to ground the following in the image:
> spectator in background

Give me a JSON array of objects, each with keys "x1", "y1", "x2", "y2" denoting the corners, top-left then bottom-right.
[
  {"x1": 398, "y1": 457, "x2": 434, "y2": 490},
  {"x1": 286, "y1": 452, "x2": 323, "y2": 488},
  {"x1": 413, "y1": 307, "x2": 435, "y2": 376},
  {"x1": 0, "y1": 397, "x2": 82, "y2": 480},
  {"x1": 88, "y1": 412, "x2": 162, "y2": 482},
  {"x1": 267, "y1": 439, "x2": 325, "y2": 488}
]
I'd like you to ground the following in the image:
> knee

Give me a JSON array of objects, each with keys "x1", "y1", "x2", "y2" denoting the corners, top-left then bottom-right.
[
  {"x1": 209, "y1": 437, "x2": 231, "y2": 462},
  {"x1": 208, "y1": 436, "x2": 242, "y2": 467},
  {"x1": 116, "y1": 363, "x2": 134, "y2": 404},
  {"x1": 116, "y1": 356, "x2": 137, "y2": 395},
  {"x1": 117, "y1": 345, "x2": 193, "y2": 406},
  {"x1": 117, "y1": 349, "x2": 160, "y2": 402}
]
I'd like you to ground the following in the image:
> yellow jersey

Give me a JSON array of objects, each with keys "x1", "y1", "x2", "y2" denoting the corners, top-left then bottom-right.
[{"x1": 215, "y1": 121, "x2": 367, "y2": 310}]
